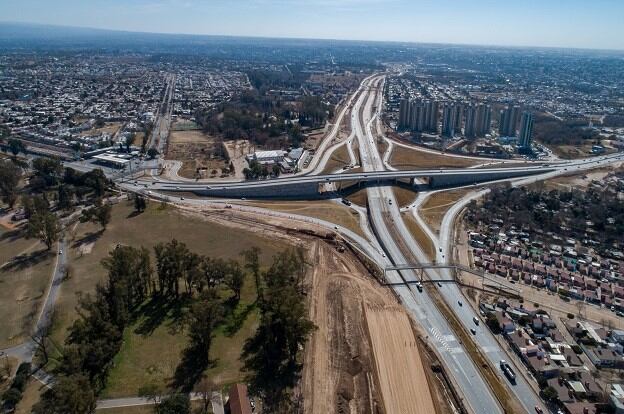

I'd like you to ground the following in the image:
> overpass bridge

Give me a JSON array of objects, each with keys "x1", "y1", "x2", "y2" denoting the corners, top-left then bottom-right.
[
  {"x1": 149, "y1": 165, "x2": 555, "y2": 198},
  {"x1": 383, "y1": 262, "x2": 521, "y2": 298}
]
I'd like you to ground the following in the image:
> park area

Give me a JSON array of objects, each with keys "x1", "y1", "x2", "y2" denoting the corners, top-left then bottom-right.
[
  {"x1": 46, "y1": 200, "x2": 289, "y2": 397},
  {"x1": 0, "y1": 221, "x2": 55, "y2": 349}
]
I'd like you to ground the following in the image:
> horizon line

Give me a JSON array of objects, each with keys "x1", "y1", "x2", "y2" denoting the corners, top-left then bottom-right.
[{"x1": 2, "y1": 20, "x2": 624, "y2": 54}]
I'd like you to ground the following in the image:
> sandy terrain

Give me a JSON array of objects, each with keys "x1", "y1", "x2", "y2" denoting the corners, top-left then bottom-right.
[
  {"x1": 302, "y1": 241, "x2": 439, "y2": 414},
  {"x1": 364, "y1": 305, "x2": 437, "y2": 414}
]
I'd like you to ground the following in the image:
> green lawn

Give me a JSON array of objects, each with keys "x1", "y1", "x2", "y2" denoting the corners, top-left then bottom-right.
[{"x1": 47, "y1": 200, "x2": 288, "y2": 397}]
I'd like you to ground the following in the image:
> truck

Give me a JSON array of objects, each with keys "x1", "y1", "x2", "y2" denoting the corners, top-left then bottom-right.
[{"x1": 500, "y1": 360, "x2": 516, "y2": 384}]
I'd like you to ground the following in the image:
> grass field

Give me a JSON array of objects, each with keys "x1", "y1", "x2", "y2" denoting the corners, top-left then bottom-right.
[
  {"x1": 419, "y1": 189, "x2": 470, "y2": 234},
  {"x1": 402, "y1": 213, "x2": 436, "y2": 260},
  {"x1": 345, "y1": 186, "x2": 417, "y2": 209},
  {"x1": 389, "y1": 147, "x2": 479, "y2": 170},
  {"x1": 49, "y1": 201, "x2": 289, "y2": 396},
  {"x1": 0, "y1": 226, "x2": 55, "y2": 348},
  {"x1": 321, "y1": 144, "x2": 351, "y2": 174},
  {"x1": 103, "y1": 271, "x2": 259, "y2": 398},
  {"x1": 244, "y1": 200, "x2": 364, "y2": 238}
]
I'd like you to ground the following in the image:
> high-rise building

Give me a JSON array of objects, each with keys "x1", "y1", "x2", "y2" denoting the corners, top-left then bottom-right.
[
  {"x1": 442, "y1": 103, "x2": 457, "y2": 138},
  {"x1": 499, "y1": 105, "x2": 520, "y2": 137},
  {"x1": 426, "y1": 101, "x2": 439, "y2": 133},
  {"x1": 475, "y1": 103, "x2": 492, "y2": 137},
  {"x1": 399, "y1": 99, "x2": 410, "y2": 129},
  {"x1": 453, "y1": 104, "x2": 463, "y2": 135},
  {"x1": 464, "y1": 104, "x2": 477, "y2": 138},
  {"x1": 518, "y1": 111, "x2": 534, "y2": 149}
]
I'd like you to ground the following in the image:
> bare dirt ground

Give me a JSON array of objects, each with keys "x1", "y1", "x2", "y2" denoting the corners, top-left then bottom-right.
[
  {"x1": 302, "y1": 241, "x2": 442, "y2": 414},
  {"x1": 166, "y1": 130, "x2": 228, "y2": 179},
  {"x1": 364, "y1": 305, "x2": 437, "y2": 414},
  {"x1": 402, "y1": 213, "x2": 436, "y2": 261}
]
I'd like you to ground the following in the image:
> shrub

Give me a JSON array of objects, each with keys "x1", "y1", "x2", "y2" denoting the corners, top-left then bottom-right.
[{"x1": 567, "y1": 313, "x2": 575, "y2": 319}]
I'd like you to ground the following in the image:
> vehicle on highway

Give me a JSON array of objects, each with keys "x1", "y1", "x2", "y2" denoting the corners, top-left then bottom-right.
[
  {"x1": 470, "y1": 328, "x2": 477, "y2": 335},
  {"x1": 341, "y1": 198, "x2": 352, "y2": 206},
  {"x1": 473, "y1": 317, "x2": 479, "y2": 326},
  {"x1": 180, "y1": 197, "x2": 184, "y2": 200},
  {"x1": 500, "y1": 360, "x2": 516, "y2": 384},
  {"x1": 59, "y1": 250, "x2": 63, "y2": 255},
  {"x1": 534, "y1": 407, "x2": 543, "y2": 414},
  {"x1": 416, "y1": 281, "x2": 423, "y2": 292},
  {"x1": 458, "y1": 300, "x2": 462, "y2": 306}
]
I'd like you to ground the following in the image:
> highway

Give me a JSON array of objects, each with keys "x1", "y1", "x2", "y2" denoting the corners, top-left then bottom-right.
[{"x1": 353, "y1": 75, "x2": 507, "y2": 414}]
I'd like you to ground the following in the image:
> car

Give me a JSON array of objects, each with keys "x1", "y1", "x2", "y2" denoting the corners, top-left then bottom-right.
[
  {"x1": 176, "y1": 186, "x2": 180, "y2": 190},
  {"x1": 612, "y1": 306, "x2": 616, "y2": 312},
  {"x1": 437, "y1": 282, "x2": 442, "y2": 287},
  {"x1": 59, "y1": 250, "x2": 63, "y2": 255},
  {"x1": 334, "y1": 226, "x2": 339, "y2": 230},
  {"x1": 473, "y1": 317, "x2": 479, "y2": 326},
  {"x1": 470, "y1": 328, "x2": 477, "y2": 335},
  {"x1": 180, "y1": 197, "x2": 185, "y2": 200},
  {"x1": 534, "y1": 407, "x2": 543, "y2": 414},
  {"x1": 458, "y1": 300, "x2": 462, "y2": 306},
  {"x1": 617, "y1": 311, "x2": 624, "y2": 317},
  {"x1": 382, "y1": 253, "x2": 386, "y2": 258}
]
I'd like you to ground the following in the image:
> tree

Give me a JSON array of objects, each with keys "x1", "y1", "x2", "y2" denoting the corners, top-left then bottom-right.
[
  {"x1": 32, "y1": 374, "x2": 96, "y2": 414},
  {"x1": 32, "y1": 157, "x2": 63, "y2": 186},
  {"x1": 272, "y1": 164, "x2": 281, "y2": 177},
  {"x1": 7, "y1": 138, "x2": 26, "y2": 157},
  {"x1": 155, "y1": 393, "x2": 190, "y2": 414},
  {"x1": 241, "y1": 249, "x2": 315, "y2": 411},
  {"x1": 124, "y1": 133, "x2": 135, "y2": 152},
  {"x1": 154, "y1": 239, "x2": 198, "y2": 298},
  {"x1": 187, "y1": 289, "x2": 223, "y2": 362},
  {"x1": 134, "y1": 194, "x2": 147, "y2": 213},
  {"x1": 95, "y1": 203, "x2": 112, "y2": 230},
  {"x1": 541, "y1": 385, "x2": 558, "y2": 402},
  {"x1": 147, "y1": 147, "x2": 159, "y2": 159},
  {"x1": 224, "y1": 260, "x2": 245, "y2": 302},
  {"x1": 27, "y1": 211, "x2": 60, "y2": 250},
  {"x1": 242, "y1": 247, "x2": 263, "y2": 303},
  {"x1": 0, "y1": 159, "x2": 21, "y2": 208},
  {"x1": 57, "y1": 185, "x2": 74, "y2": 210}
]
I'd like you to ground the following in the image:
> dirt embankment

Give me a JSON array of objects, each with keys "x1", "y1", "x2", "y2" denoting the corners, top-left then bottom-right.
[{"x1": 302, "y1": 241, "x2": 444, "y2": 414}]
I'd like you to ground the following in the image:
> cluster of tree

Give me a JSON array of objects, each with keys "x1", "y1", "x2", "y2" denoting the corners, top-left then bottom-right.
[
  {"x1": 1, "y1": 363, "x2": 31, "y2": 412},
  {"x1": 241, "y1": 248, "x2": 315, "y2": 412},
  {"x1": 154, "y1": 239, "x2": 244, "y2": 301},
  {"x1": 1, "y1": 138, "x2": 27, "y2": 157},
  {"x1": 242, "y1": 160, "x2": 280, "y2": 180},
  {"x1": 33, "y1": 245, "x2": 152, "y2": 413},
  {"x1": 0, "y1": 158, "x2": 22, "y2": 208},
  {"x1": 195, "y1": 71, "x2": 332, "y2": 149},
  {"x1": 22, "y1": 194, "x2": 61, "y2": 250},
  {"x1": 465, "y1": 182, "x2": 624, "y2": 253},
  {"x1": 533, "y1": 115, "x2": 600, "y2": 146},
  {"x1": 80, "y1": 201, "x2": 112, "y2": 230}
]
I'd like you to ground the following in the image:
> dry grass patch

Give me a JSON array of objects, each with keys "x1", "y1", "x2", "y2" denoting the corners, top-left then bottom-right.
[
  {"x1": 390, "y1": 147, "x2": 479, "y2": 170},
  {"x1": 402, "y1": 213, "x2": 435, "y2": 261},
  {"x1": 244, "y1": 200, "x2": 364, "y2": 238},
  {"x1": 166, "y1": 130, "x2": 228, "y2": 179},
  {"x1": 321, "y1": 144, "x2": 351, "y2": 174},
  {"x1": 419, "y1": 189, "x2": 471, "y2": 234},
  {"x1": 0, "y1": 226, "x2": 55, "y2": 348},
  {"x1": 14, "y1": 379, "x2": 45, "y2": 414}
]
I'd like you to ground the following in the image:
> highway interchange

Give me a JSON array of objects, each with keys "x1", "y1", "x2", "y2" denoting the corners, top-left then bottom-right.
[{"x1": 119, "y1": 74, "x2": 624, "y2": 414}]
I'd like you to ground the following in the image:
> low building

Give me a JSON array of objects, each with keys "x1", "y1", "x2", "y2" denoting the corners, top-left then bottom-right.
[
  {"x1": 246, "y1": 150, "x2": 286, "y2": 165},
  {"x1": 225, "y1": 383, "x2": 252, "y2": 414}
]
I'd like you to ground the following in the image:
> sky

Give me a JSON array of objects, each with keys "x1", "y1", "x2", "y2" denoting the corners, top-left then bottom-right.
[{"x1": 1, "y1": 0, "x2": 624, "y2": 50}]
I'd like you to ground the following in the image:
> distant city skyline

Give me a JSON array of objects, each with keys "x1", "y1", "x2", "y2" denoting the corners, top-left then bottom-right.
[{"x1": 1, "y1": 0, "x2": 624, "y2": 51}]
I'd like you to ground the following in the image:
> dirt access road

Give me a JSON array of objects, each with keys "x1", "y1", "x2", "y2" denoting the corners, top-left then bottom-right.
[{"x1": 302, "y1": 241, "x2": 443, "y2": 414}]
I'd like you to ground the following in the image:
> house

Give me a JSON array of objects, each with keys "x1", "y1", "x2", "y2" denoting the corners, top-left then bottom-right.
[{"x1": 225, "y1": 383, "x2": 252, "y2": 414}]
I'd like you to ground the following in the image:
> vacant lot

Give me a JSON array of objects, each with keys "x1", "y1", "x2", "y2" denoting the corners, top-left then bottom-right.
[
  {"x1": 389, "y1": 147, "x2": 479, "y2": 170},
  {"x1": 419, "y1": 189, "x2": 471, "y2": 234},
  {"x1": 79, "y1": 122, "x2": 122, "y2": 138},
  {"x1": 167, "y1": 130, "x2": 228, "y2": 179},
  {"x1": 365, "y1": 304, "x2": 436, "y2": 414},
  {"x1": 0, "y1": 226, "x2": 54, "y2": 348},
  {"x1": 321, "y1": 144, "x2": 351, "y2": 174},
  {"x1": 244, "y1": 200, "x2": 364, "y2": 238}
]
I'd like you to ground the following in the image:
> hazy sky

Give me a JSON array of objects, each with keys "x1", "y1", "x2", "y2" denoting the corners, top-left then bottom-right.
[{"x1": 2, "y1": 0, "x2": 624, "y2": 50}]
